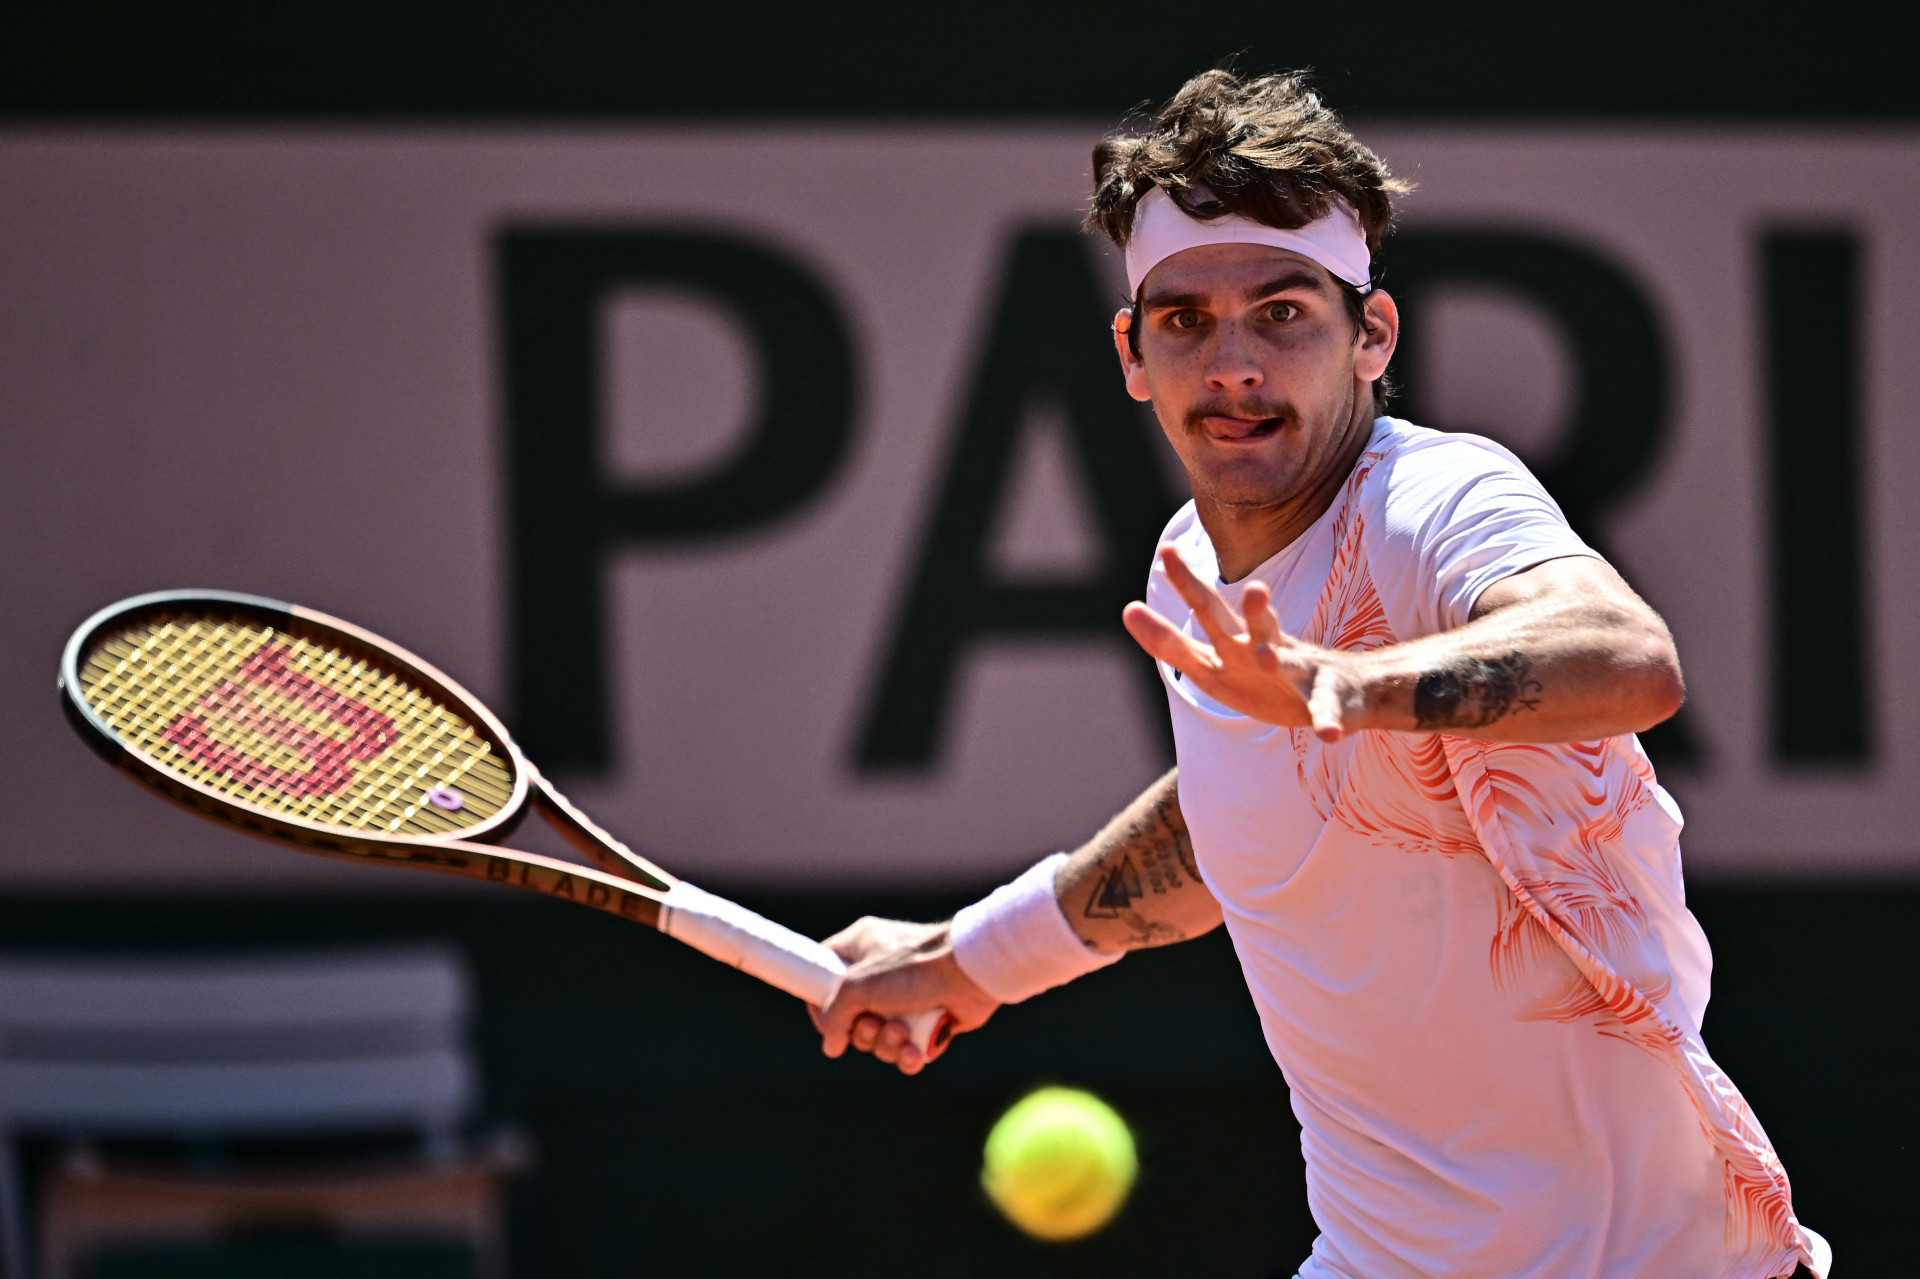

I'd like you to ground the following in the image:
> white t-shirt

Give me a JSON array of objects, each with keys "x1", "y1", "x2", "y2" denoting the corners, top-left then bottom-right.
[{"x1": 1149, "y1": 418, "x2": 1821, "y2": 1279}]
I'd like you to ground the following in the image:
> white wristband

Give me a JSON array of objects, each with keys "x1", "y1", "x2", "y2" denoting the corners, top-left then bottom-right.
[{"x1": 950, "y1": 852, "x2": 1124, "y2": 1004}]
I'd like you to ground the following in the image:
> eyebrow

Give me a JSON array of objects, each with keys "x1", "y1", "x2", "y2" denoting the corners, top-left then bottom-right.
[
  {"x1": 1140, "y1": 265, "x2": 1330, "y2": 311},
  {"x1": 1242, "y1": 266, "x2": 1329, "y2": 302}
]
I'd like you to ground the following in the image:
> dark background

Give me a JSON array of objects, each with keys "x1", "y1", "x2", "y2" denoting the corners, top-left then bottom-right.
[
  {"x1": 2, "y1": 886, "x2": 1899, "y2": 1276},
  {"x1": 8, "y1": 0, "x2": 1920, "y2": 118},
  {"x1": 6, "y1": 3, "x2": 1914, "y2": 1275}
]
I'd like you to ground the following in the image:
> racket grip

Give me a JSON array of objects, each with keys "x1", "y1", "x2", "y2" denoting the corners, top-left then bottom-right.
[
  {"x1": 902, "y1": 1007, "x2": 958, "y2": 1060},
  {"x1": 659, "y1": 881, "x2": 954, "y2": 1060}
]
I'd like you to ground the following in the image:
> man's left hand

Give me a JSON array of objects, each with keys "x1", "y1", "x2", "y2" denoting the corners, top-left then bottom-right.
[{"x1": 1124, "y1": 546, "x2": 1372, "y2": 741}]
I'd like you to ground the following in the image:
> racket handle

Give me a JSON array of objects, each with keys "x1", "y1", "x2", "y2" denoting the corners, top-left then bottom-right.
[
  {"x1": 659, "y1": 881, "x2": 954, "y2": 1061},
  {"x1": 902, "y1": 1007, "x2": 958, "y2": 1060}
]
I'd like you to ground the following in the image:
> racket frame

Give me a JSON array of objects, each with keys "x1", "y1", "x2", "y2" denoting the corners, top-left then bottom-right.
[
  {"x1": 59, "y1": 589, "x2": 675, "y2": 918},
  {"x1": 59, "y1": 589, "x2": 954, "y2": 1058}
]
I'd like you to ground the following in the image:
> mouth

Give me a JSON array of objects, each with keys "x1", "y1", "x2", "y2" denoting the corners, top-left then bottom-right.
[{"x1": 1199, "y1": 413, "x2": 1286, "y2": 442}]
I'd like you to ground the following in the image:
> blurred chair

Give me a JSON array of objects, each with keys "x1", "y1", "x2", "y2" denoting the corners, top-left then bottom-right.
[{"x1": 0, "y1": 946, "x2": 515, "y2": 1279}]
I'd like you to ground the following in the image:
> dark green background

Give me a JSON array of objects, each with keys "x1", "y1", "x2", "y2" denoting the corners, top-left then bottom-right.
[
  {"x1": 7, "y1": 0, "x2": 1920, "y2": 119},
  {"x1": 1, "y1": 887, "x2": 1903, "y2": 1275},
  {"x1": 6, "y1": 3, "x2": 1913, "y2": 1274}
]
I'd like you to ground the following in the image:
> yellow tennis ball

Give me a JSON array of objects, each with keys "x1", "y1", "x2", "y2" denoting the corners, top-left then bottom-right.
[{"x1": 982, "y1": 1086, "x2": 1137, "y2": 1242}]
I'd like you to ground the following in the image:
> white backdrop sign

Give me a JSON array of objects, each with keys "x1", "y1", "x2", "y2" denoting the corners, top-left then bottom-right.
[{"x1": 1, "y1": 125, "x2": 1915, "y2": 888}]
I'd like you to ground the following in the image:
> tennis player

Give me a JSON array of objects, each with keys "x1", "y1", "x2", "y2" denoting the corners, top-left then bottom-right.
[{"x1": 815, "y1": 70, "x2": 1828, "y2": 1279}]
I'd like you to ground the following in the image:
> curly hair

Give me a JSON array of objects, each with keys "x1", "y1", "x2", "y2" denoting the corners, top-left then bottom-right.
[
  {"x1": 1087, "y1": 68, "x2": 1408, "y2": 263},
  {"x1": 1087, "y1": 69, "x2": 1410, "y2": 409}
]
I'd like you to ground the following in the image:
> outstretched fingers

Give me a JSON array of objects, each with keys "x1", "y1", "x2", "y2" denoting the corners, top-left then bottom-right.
[
  {"x1": 1123, "y1": 601, "x2": 1217, "y2": 676},
  {"x1": 1242, "y1": 581, "x2": 1283, "y2": 672},
  {"x1": 1158, "y1": 547, "x2": 1244, "y2": 645},
  {"x1": 1137, "y1": 549, "x2": 1360, "y2": 734}
]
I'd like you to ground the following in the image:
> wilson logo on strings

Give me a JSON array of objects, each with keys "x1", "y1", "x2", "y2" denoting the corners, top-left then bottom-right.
[{"x1": 162, "y1": 643, "x2": 396, "y2": 797}]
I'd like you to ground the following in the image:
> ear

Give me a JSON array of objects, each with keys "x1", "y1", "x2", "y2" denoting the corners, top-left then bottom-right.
[
  {"x1": 1113, "y1": 308, "x2": 1152, "y2": 402},
  {"x1": 1354, "y1": 288, "x2": 1399, "y2": 385}
]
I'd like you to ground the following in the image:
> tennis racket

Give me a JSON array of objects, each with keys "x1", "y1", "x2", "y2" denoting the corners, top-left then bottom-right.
[{"x1": 58, "y1": 590, "x2": 954, "y2": 1059}]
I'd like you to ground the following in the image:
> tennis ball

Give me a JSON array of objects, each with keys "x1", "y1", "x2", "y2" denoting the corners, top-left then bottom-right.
[{"x1": 982, "y1": 1086, "x2": 1137, "y2": 1242}]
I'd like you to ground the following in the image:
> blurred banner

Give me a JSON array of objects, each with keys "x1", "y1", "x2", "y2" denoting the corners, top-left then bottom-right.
[{"x1": 2, "y1": 126, "x2": 1916, "y2": 888}]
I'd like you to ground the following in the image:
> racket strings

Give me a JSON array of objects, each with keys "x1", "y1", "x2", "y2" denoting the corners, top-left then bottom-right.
[{"x1": 79, "y1": 616, "x2": 513, "y2": 835}]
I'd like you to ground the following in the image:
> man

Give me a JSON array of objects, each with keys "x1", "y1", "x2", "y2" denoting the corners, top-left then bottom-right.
[{"x1": 815, "y1": 70, "x2": 1828, "y2": 1279}]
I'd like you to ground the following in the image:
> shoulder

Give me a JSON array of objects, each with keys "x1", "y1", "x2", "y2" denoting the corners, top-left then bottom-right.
[
  {"x1": 1357, "y1": 417, "x2": 1572, "y2": 537},
  {"x1": 1350, "y1": 418, "x2": 1599, "y2": 634},
  {"x1": 1365, "y1": 417, "x2": 1545, "y2": 493}
]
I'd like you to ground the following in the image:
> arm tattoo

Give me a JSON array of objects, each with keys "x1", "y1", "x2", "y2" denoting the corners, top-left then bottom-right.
[
  {"x1": 1082, "y1": 854, "x2": 1143, "y2": 918},
  {"x1": 1414, "y1": 650, "x2": 1543, "y2": 730},
  {"x1": 1081, "y1": 783, "x2": 1198, "y2": 946}
]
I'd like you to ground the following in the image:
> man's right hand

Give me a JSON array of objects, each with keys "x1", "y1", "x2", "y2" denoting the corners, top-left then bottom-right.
[{"x1": 812, "y1": 916, "x2": 1001, "y2": 1076}]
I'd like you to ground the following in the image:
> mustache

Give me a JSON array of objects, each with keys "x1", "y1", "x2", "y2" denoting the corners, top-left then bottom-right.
[{"x1": 1182, "y1": 399, "x2": 1294, "y2": 431}]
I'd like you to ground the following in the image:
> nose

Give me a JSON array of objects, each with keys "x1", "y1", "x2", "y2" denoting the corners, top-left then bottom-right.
[{"x1": 1204, "y1": 320, "x2": 1263, "y2": 393}]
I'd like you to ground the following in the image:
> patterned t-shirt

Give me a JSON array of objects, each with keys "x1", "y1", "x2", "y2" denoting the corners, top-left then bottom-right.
[{"x1": 1149, "y1": 417, "x2": 1823, "y2": 1279}]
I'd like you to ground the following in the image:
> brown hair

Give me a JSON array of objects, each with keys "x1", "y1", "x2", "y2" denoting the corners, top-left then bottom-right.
[{"x1": 1089, "y1": 68, "x2": 1410, "y2": 407}]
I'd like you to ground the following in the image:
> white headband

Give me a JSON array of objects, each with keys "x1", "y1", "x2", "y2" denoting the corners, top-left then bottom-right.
[{"x1": 1123, "y1": 186, "x2": 1373, "y2": 295}]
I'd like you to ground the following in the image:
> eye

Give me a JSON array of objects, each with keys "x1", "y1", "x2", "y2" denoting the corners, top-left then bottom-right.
[
  {"x1": 1169, "y1": 309, "x2": 1202, "y2": 330},
  {"x1": 1265, "y1": 300, "x2": 1298, "y2": 323}
]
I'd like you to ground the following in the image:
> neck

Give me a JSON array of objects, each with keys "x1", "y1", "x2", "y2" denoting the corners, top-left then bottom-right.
[{"x1": 1193, "y1": 390, "x2": 1376, "y2": 583}]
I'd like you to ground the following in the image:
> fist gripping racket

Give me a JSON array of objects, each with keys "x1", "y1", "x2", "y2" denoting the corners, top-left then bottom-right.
[{"x1": 59, "y1": 590, "x2": 953, "y2": 1059}]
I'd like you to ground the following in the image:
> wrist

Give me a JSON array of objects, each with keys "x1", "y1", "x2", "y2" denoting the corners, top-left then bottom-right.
[
  {"x1": 950, "y1": 852, "x2": 1124, "y2": 1004},
  {"x1": 921, "y1": 941, "x2": 995, "y2": 1009},
  {"x1": 1346, "y1": 650, "x2": 1416, "y2": 733}
]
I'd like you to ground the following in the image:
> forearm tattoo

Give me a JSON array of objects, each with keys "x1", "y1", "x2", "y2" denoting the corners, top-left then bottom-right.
[
  {"x1": 1081, "y1": 784, "x2": 1199, "y2": 947},
  {"x1": 1413, "y1": 651, "x2": 1543, "y2": 730}
]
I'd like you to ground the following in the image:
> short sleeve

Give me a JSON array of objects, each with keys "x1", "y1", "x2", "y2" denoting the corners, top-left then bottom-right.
[{"x1": 1363, "y1": 424, "x2": 1603, "y2": 639}]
